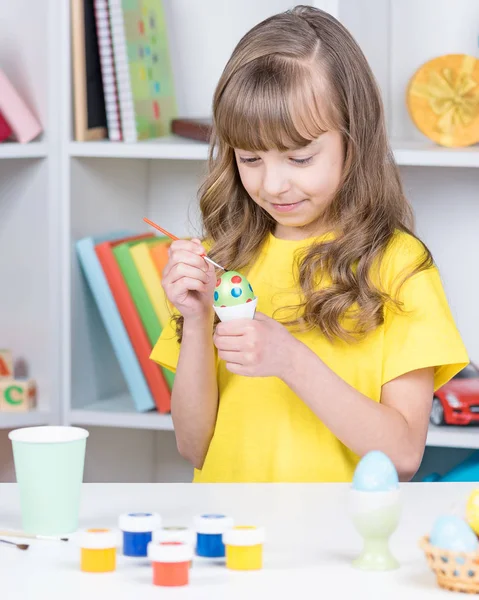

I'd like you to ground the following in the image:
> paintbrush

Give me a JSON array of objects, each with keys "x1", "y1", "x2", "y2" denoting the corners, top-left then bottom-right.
[
  {"x1": 0, "y1": 530, "x2": 68, "y2": 542},
  {"x1": 143, "y1": 217, "x2": 225, "y2": 271},
  {"x1": 0, "y1": 538, "x2": 29, "y2": 550}
]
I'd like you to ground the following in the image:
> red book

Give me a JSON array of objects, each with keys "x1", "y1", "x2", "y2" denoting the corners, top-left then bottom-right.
[
  {"x1": 0, "y1": 111, "x2": 12, "y2": 142},
  {"x1": 95, "y1": 233, "x2": 171, "y2": 413}
]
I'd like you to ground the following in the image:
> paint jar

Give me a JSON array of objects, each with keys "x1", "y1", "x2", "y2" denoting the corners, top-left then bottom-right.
[
  {"x1": 119, "y1": 512, "x2": 161, "y2": 557},
  {"x1": 77, "y1": 528, "x2": 117, "y2": 573},
  {"x1": 223, "y1": 526, "x2": 265, "y2": 570},
  {"x1": 153, "y1": 526, "x2": 196, "y2": 567},
  {"x1": 194, "y1": 514, "x2": 234, "y2": 558},
  {"x1": 148, "y1": 541, "x2": 193, "y2": 587},
  {"x1": 152, "y1": 526, "x2": 196, "y2": 546}
]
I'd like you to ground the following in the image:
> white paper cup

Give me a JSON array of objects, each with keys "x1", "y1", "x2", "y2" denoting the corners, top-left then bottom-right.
[{"x1": 213, "y1": 297, "x2": 257, "y2": 322}]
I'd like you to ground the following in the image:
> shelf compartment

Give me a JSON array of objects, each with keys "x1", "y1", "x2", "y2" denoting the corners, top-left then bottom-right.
[
  {"x1": 0, "y1": 410, "x2": 53, "y2": 429},
  {"x1": 69, "y1": 137, "x2": 209, "y2": 161},
  {"x1": 68, "y1": 393, "x2": 479, "y2": 449},
  {"x1": 426, "y1": 425, "x2": 479, "y2": 450},
  {"x1": 0, "y1": 142, "x2": 48, "y2": 159},
  {"x1": 67, "y1": 395, "x2": 174, "y2": 431}
]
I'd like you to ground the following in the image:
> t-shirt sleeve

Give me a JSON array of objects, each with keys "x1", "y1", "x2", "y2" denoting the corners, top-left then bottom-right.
[
  {"x1": 149, "y1": 314, "x2": 180, "y2": 374},
  {"x1": 381, "y1": 234, "x2": 469, "y2": 392}
]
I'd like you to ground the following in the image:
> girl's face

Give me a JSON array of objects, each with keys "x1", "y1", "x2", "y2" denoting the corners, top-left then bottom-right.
[{"x1": 234, "y1": 130, "x2": 344, "y2": 240}]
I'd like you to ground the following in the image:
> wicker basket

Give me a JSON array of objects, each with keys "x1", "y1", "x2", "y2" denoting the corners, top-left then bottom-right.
[{"x1": 419, "y1": 536, "x2": 479, "y2": 594}]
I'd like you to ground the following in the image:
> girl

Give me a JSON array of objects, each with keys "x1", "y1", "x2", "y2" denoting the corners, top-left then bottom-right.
[{"x1": 150, "y1": 5, "x2": 468, "y2": 483}]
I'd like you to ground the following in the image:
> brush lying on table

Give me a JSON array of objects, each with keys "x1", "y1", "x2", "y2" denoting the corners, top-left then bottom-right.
[
  {"x1": 0, "y1": 530, "x2": 69, "y2": 542},
  {"x1": 0, "y1": 538, "x2": 29, "y2": 550}
]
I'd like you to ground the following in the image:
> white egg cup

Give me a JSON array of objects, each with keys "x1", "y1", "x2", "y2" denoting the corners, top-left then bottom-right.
[
  {"x1": 213, "y1": 297, "x2": 258, "y2": 322},
  {"x1": 350, "y1": 488, "x2": 401, "y2": 570}
]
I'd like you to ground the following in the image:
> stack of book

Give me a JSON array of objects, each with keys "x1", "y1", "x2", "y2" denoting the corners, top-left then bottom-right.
[
  {"x1": 72, "y1": 0, "x2": 177, "y2": 143},
  {"x1": 76, "y1": 230, "x2": 179, "y2": 414}
]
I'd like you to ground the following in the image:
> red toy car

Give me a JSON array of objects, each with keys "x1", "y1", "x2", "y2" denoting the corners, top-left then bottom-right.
[{"x1": 430, "y1": 363, "x2": 479, "y2": 426}]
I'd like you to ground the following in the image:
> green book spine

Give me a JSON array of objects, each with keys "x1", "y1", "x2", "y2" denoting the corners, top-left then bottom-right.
[{"x1": 113, "y1": 237, "x2": 175, "y2": 389}]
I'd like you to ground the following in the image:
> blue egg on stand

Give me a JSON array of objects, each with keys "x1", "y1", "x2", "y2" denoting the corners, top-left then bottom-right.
[
  {"x1": 350, "y1": 451, "x2": 401, "y2": 570},
  {"x1": 352, "y1": 450, "x2": 399, "y2": 492}
]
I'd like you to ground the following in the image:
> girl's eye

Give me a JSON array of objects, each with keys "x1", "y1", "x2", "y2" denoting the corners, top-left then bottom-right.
[
  {"x1": 291, "y1": 156, "x2": 313, "y2": 165},
  {"x1": 239, "y1": 156, "x2": 313, "y2": 165}
]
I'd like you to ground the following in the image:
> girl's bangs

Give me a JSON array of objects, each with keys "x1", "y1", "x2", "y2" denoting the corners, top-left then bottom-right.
[{"x1": 215, "y1": 59, "x2": 335, "y2": 152}]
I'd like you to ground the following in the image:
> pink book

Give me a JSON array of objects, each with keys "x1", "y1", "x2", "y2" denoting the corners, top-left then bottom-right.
[
  {"x1": 0, "y1": 69, "x2": 42, "y2": 143},
  {"x1": 0, "y1": 111, "x2": 12, "y2": 142}
]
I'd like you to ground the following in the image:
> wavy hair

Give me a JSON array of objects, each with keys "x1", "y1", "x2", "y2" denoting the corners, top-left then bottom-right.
[{"x1": 173, "y1": 5, "x2": 433, "y2": 342}]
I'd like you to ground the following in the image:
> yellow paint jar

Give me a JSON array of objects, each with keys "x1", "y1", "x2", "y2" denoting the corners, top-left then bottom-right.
[
  {"x1": 223, "y1": 526, "x2": 265, "y2": 571},
  {"x1": 77, "y1": 528, "x2": 117, "y2": 573}
]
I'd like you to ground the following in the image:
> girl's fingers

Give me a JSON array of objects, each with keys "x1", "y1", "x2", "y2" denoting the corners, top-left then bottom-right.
[
  {"x1": 216, "y1": 350, "x2": 244, "y2": 365},
  {"x1": 170, "y1": 239, "x2": 207, "y2": 256},
  {"x1": 163, "y1": 250, "x2": 208, "y2": 280},
  {"x1": 213, "y1": 335, "x2": 243, "y2": 352},
  {"x1": 168, "y1": 263, "x2": 210, "y2": 286},
  {"x1": 170, "y1": 276, "x2": 208, "y2": 297}
]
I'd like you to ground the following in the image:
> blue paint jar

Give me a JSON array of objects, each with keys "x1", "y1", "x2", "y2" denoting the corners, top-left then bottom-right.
[
  {"x1": 119, "y1": 512, "x2": 162, "y2": 557},
  {"x1": 194, "y1": 514, "x2": 234, "y2": 558}
]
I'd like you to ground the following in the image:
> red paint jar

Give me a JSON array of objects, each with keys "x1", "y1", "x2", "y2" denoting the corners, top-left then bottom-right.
[{"x1": 148, "y1": 541, "x2": 193, "y2": 587}]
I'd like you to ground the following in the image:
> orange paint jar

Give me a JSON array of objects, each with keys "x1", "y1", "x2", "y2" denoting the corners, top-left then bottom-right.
[
  {"x1": 77, "y1": 528, "x2": 117, "y2": 573},
  {"x1": 148, "y1": 541, "x2": 193, "y2": 587}
]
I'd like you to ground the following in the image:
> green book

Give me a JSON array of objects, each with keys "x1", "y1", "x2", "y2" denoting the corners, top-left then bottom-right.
[{"x1": 113, "y1": 236, "x2": 175, "y2": 389}]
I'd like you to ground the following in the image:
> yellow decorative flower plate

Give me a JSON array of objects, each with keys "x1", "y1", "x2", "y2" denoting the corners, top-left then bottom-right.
[{"x1": 407, "y1": 54, "x2": 479, "y2": 147}]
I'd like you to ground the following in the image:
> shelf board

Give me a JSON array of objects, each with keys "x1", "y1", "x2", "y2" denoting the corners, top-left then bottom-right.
[
  {"x1": 69, "y1": 136, "x2": 209, "y2": 160},
  {"x1": 391, "y1": 139, "x2": 479, "y2": 167},
  {"x1": 70, "y1": 137, "x2": 479, "y2": 167},
  {"x1": 426, "y1": 424, "x2": 479, "y2": 449},
  {"x1": 68, "y1": 394, "x2": 479, "y2": 448},
  {"x1": 0, "y1": 142, "x2": 48, "y2": 159},
  {"x1": 67, "y1": 394, "x2": 174, "y2": 431},
  {"x1": 0, "y1": 410, "x2": 52, "y2": 429}
]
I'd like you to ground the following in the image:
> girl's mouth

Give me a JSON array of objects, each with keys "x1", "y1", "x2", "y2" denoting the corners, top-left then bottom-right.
[{"x1": 271, "y1": 200, "x2": 306, "y2": 213}]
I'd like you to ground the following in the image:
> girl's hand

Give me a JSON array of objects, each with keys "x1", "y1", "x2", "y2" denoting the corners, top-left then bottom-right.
[
  {"x1": 213, "y1": 312, "x2": 297, "y2": 378},
  {"x1": 162, "y1": 239, "x2": 216, "y2": 321}
]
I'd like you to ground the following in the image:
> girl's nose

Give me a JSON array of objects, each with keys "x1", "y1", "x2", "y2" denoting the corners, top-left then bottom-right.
[{"x1": 262, "y1": 165, "x2": 291, "y2": 198}]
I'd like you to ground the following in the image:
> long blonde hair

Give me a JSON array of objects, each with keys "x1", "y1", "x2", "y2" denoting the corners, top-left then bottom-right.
[{"x1": 174, "y1": 5, "x2": 432, "y2": 342}]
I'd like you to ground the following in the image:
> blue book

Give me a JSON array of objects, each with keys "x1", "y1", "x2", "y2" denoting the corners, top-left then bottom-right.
[{"x1": 76, "y1": 231, "x2": 155, "y2": 412}]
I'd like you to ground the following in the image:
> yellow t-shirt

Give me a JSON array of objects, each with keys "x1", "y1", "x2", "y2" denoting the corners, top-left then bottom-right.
[{"x1": 150, "y1": 230, "x2": 469, "y2": 483}]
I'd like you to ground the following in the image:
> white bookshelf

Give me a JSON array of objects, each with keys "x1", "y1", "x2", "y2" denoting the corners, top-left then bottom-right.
[{"x1": 1, "y1": 0, "x2": 479, "y2": 481}]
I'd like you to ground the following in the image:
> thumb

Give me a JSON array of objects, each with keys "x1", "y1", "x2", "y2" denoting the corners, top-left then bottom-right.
[{"x1": 254, "y1": 311, "x2": 269, "y2": 321}]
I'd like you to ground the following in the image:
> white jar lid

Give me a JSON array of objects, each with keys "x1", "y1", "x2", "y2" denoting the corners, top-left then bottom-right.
[
  {"x1": 147, "y1": 541, "x2": 193, "y2": 563},
  {"x1": 152, "y1": 526, "x2": 195, "y2": 546},
  {"x1": 223, "y1": 526, "x2": 265, "y2": 546},
  {"x1": 119, "y1": 512, "x2": 161, "y2": 532},
  {"x1": 194, "y1": 514, "x2": 234, "y2": 534},
  {"x1": 76, "y1": 528, "x2": 118, "y2": 549}
]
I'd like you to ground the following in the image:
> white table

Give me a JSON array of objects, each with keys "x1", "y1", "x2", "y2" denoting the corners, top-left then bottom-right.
[{"x1": 0, "y1": 482, "x2": 475, "y2": 599}]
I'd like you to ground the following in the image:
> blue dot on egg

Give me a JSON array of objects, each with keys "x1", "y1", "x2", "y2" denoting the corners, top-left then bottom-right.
[
  {"x1": 214, "y1": 291, "x2": 219, "y2": 302},
  {"x1": 352, "y1": 450, "x2": 399, "y2": 492},
  {"x1": 231, "y1": 287, "x2": 242, "y2": 298},
  {"x1": 249, "y1": 284, "x2": 253, "y2": 292}
]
